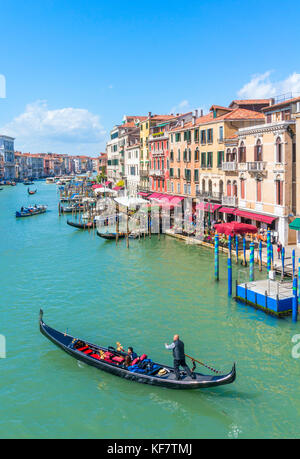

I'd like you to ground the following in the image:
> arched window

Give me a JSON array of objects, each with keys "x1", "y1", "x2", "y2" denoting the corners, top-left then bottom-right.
[
  {"x1": 256, "y1": 179, "x2": 262, "y2": 202},
  {"x1": 208, "y1": 180, "x2": 212, "y2": 194},
  {"x1": 233, "y1": 180, "x2": 238, "y2": 197},
  {"x1": 202, "y1": 179, "x2": 206, "y2": 192},
  {"x1": 276, "y1": 137, "x2": 282, "y2": 163},
  {"x1": 239, "y1": 141, "x2": 246, "y2": 163},
  {"x1": 226, "y1": 148, "x2": 231, "y2": 162},
  {"x1": 232, "y1": 148, "x2": 237, "y2": 162},
  {"x1": 240, "y1": 178, "x2": 245, "y2": 199},
  {"x1": 219, "y1": 180, "x2": 224, "y2": 195},
  {"x1": 275, "y1": 177, "x2": 283, "y2": 205},
  {"x1": 255, "y1": 139, "x2": 263, "y2": 162},
  {"x1": 227, "y1": 180, "x2": 232, "y2": 196}
]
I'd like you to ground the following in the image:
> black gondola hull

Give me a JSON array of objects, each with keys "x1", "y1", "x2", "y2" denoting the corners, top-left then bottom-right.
[
  {"x1": 39, "y1": 311, "x2": 236, "y2": 390},
  {"x1": 96, "y1": 231, "x2": 126, "y2": 240},
  {"x1": 67, "y1": 220, "x2": 95, "y2": 230}
]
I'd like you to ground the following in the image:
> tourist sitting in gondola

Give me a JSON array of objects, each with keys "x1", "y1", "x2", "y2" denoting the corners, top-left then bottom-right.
[{"x1": 128, "y1": 346, "x2": 138, "y2": 362}]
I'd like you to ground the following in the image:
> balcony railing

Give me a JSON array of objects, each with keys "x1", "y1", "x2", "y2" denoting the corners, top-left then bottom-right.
[
  {"x1": 247, "y1": 161, "x2": 267, "y2": 172},
  {"x1": 196, "y1": 191, "x2": 223, "y2": 201},
  {"x1": 222, "y1": 195, "x2": 238, "y2": 206},
  {"x1": 149, "y1": 169, "x2": 164, "y2": 177},
  {"x1": 222, "y1": 161, "x2": 238, "y2": 172}
]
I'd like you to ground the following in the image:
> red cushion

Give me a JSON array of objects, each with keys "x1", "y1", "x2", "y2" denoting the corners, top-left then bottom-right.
[
  {"x1": 103, "y1": 359, "x2": 114, "y2": 364},
  {"x1": 104, "y1": 351, "x2": 114, "y2": 359},
  {"x1": 112, "y1": 356, "x2": 125, "y2": 363},
  {"x1": 77, "y1": 346, "x2": 88, "y2": 352},
  {"x1": 83, "y1": 349, "x2": 93, "y2": 355},
  {"x1": 132, "y1": 358, "x2": 140, "y2": 365},
  {"x1": 140, "y1": 354, "x2": 147, "y2": 361},
  {"x1": 91, "y1": 354, "x2": 101, "y2": 360}
]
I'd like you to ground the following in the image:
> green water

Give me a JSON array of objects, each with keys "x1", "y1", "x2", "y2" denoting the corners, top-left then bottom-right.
[{"x1": 1, "y1": 183, "x2": 300, "y2": 439}]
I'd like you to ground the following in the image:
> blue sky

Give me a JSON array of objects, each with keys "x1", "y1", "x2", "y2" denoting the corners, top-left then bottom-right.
[{"x1": 0, "y1": 0, "x2": 300, "y2": 155}]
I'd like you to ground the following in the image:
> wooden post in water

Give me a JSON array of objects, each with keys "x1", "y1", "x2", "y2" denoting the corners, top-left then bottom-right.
[
  {"x1": 249, "y1": 242, "x2": 254, "y2": 282},
  {"x1": 292, "y1": 273, "x2": 298, "y2": 323},
  {"x1": 126, "y1": 206, "x2": 129, "y2": 249},
  {"x1": 243, "y1": 237, "x2": 247, "y2": 267},
  {"x1": 214, "y1": 233, "x2": 219, "y2": 281},
  {"x1": 228, "y1": 235, "x2": 232, "y2": 296},
  {"x1": 259, "y1": 241, "x2": 263, "y2": 272},
  {"x1": 116, "y1": 203, "x2": 119, "y2": 246},
  {"x1": 235, "y1": 235, "x2": 239, "y2": 264},
  {"x1": 292, "y1": 250, "x2": 296, "y2": 279},
  {"x1": 267, "y1": 230, "x2": 271, "y2": 272},
  {"x1": 281, "y1": 247, "x2": 285, "y2": 279}
]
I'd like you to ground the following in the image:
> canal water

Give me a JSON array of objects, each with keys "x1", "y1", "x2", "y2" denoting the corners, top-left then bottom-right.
[{"x1": 1, "y1": 182, "x2": 300, "y2": 439}]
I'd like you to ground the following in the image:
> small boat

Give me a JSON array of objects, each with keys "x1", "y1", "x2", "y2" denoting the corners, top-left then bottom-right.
[
  {"x1": 27, "y1": 188, "x2": 37, "y2": 195},
  {"x1": 39, "y1": 310, "x2": 236, "y2": 390},
  {"x1": 60, "y1": 205, "x2": 84, "y2": 213},
  {"x1": 23, "y1": 181, "x2": 34, "y2": 186},
  {"x1": 67, "y1": 220, "x2": 95, "y2": 230},
  {"x1": 16, "y1": 205, "x2": 47, "y2": 218},
  {"x1": 97, "y1": 230, "x2": 126, "y2": 240}
]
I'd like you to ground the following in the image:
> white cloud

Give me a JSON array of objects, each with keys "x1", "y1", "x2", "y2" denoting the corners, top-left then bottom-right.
[
  {"x1": 238, "y1": 71, "x2": 300, "y2": 99},
  {"x1": 0, "y1": 100, "x2": 106, "y2": 155},
  {"x1": 170, "y1": 99, "x2": 190, "y2": 114}
]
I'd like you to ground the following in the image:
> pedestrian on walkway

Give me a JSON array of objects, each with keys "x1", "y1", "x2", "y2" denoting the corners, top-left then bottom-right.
[{"x1": 277, "y1": 242, "x2": 282, "y2": 260}]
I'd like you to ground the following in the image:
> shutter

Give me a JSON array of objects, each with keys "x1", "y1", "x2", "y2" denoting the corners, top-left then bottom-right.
[{"x1": 280, "y1": 181, "x2": 283, "y2": 205}]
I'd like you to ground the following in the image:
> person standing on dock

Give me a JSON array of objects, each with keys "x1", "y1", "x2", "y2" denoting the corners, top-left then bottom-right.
[
  {"x1": 165, "y1": 335, "x2": 195, "y2": 380},
  {"x1": 277, "y1": 242, "x2": 282, "y2": 260}
]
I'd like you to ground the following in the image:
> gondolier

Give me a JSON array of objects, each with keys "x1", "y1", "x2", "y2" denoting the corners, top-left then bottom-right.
[{"x1": 165, "y1": 335, "x2": 195, "y2": 380}]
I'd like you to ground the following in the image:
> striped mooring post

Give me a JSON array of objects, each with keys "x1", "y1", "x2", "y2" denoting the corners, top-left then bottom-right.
[
  {"x1": 235, "y1": 235, "x2": 239, "y2": 264},
  {"x1": 214, "y1": 233, "x2": 219, "y2": 281},
  {"x1": 293, "y1": 273, "x2": 298, "y2": 323},
  {"x1": 281, "y1": 247, "x2": 285, "y2": 278},
  {"x1": 267, "y1": 230, "x2": 271, "y2": 272},
  {"x1": 228, "y1": 249, "x2": 232, "y2": 297},
  {"x1": 243, "y1": 237, "x2": 247, "y2": 266},
  {"x1": 249, "y1": 242, "x2": 255, "y2": 282},
  {"x1": 259, "y1": 241, "x2": 263, "y2": 272},
  {"x1": 228, "y1": 234, "x2": 232, "y2": 255},
  {"x1": 292, "y1": 250, "x2": 296, "y2": 279}
]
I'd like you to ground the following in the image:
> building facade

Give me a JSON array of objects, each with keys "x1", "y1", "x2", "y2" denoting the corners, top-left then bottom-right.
[{"x1": 0, "y1": 135, "x2": 15, "y2": 179}]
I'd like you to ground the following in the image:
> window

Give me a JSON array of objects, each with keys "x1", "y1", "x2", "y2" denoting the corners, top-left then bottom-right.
[
  {"x1": 238, "y1": 142, "x2": 246, "y2": 163},
  {"x1": 201, "y1": 152, "x2": 206, "y2": 168},
  {"x1": 170, "y1": 168, "x2": 174, "y2": 178},
  {"x1": 219, "y1": 126, "x2": 224, "y2": 141},
  {"x1": 254, "y1": 139, "x2": 263, "y2": 162},
  {"x1": 183, "y1": 149, "x2": 187, "y2": 161},
  {"x1": 175, "y1": 133, "x2": 181, "y2": 142},
  {"x1": 185, "y1": 169, "x2": 191, "y2": 182},
  {"x1": 266, "y1": 114, "x2": 272, "y2": 123},
  {"x1": 177, "y1": 149, "x2": 181, "y2": 161},
  {"x1": 188, "y1": 149, "x2": 191, "y2": 162},
  {"x1": 207, "y1": 152, "x2": 213, "y2": 168},
  {"x1": 202, "y1": 179, "x2": 206, "y2": 192},
  {"x1": 194, "y1": 129, "x2": 199, "y2": 142},
  {"x1": 194, "y1": 169, "x2": 199, "y2": 182},
  {"x1": 276, "y1": 137, "x2": 282, "y2": 163},
  {"x1": 256, "y1": 180, "x2": 262, "y2": 202},
  {"x1": 240, "y1": 179, "x2": 245, "y2": 199},
  {"x1": 177, "y1": 183, "x2": 181, "y2": 193},
  {"x1": 233, "y1": 181, "x2": 238, "y2": 197},
  {"x1": 170, "y1": 150, "x2": 174, "y2": 161},
  {"x1": 227, "y1": 180, "x2": 231, "y2": 196},
  {"x1": 207, "y1": 128, "x2": 213, "y2": 143},
  {"x1": 201, "y1": 130, "x2": 206, "y2": 144},
  {"x1": 276, "y1": 180, "x2": 283, "y2": 205},
  {"x1": 195, "y1": 148, "x2": 199, "y2": 161},
  {"x1": 217, "y1": 151, "x2": 224, "y2": 168},
  {"x1": 177, "y1": 168, "x2": 180, "y2": 178}
]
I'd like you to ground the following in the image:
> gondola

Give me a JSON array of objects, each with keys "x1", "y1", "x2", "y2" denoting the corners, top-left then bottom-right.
[
  {"x1": 23, "y1": 181, "x2": 34, "y2": 186},
  {"x1": 27, "y1": 188, "x2": 37, "y2": 195},
  {"x1": 60, "y1": 205, "x2": 84, "y2": 213},
  {"x1": 16, "y1": 205, "x2": 47, "y2": 218},
  {"x1": 96, "y1": 230, "x2": 126, "y2": 240},
  {"x1": 67, "y1": 220, "x2": 95, "y2": 230},
  {"x1": 39, "y1": 310, "x2": 236, "y2": 390}
]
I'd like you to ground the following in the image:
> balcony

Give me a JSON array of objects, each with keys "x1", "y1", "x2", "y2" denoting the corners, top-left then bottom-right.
[
  {"x1": 151, "y1": 149, "x2": 164, "y2": 156},
  {"x1": 149, "y1": 169, "x2": 165, "y2": 177},
  {"x1": 222, "y1": 162, "x2": 238, "y2": 172},
  {"x1": 196, "y1": 191, "x2": 223, "y2": 202},
  {"x1": 247, "y1": 161, "x2": 267, "y2": 172},
  {"x1": 222, "y1": 195, "x2": 238, "y2": 206}
]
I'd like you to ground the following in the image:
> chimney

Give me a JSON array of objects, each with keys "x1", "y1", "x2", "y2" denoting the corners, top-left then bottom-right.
[
  {"x1": 181, "y1": 120, "x2": 184, "y2": 127},
  {"x1": 200, "y1": 109, "x2": 203, "y2": 117},
  {"x1": 148, "y1": 112, "x2": 152, "y2": 118},
  {"x1": 194, "y1": 109, "x2": 198, "y2": 118},
  {"x1": 269, "y1": 98, "x2": 275, "y2": 106},
  {"x1": 192, "y1": 115, "x2": 196, "y2": 125}
]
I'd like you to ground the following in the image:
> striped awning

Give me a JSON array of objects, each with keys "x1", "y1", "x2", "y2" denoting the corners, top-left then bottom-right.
[{"x1": 234, "y1": 210, "x2": 276, "y2": 224}]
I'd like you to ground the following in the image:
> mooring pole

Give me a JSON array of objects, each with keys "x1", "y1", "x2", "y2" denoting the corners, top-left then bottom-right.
[
  {"x1": 235, "y1": 235, "x2": 239, "y2": 264},
  {"x1": 267, "y1": 230, "x2": 271, "y2": 272},
  {"x1": 250, "y1": 242, "x2": 255, "y2": 282},
  {"x1": 214, "y1": 233, "x2": 219, "y2": 281},
  {"x1": 243, "y1": 237, "x2": 247, "y2": 266},
  {"x1": 228, "y1": 249, "x2": 232, "y2": 297},
  {"x1": 293, "y1": 273, "x2": 298, "y2": 323},
  {"x1": 259, "y1": 240, "x2": 263, "y2": 272},
  {"x1": 292, "y1": 249, "x2": 295, "y2": 279},
  {"x1": 281, "y1": 247, "x2": 285, "y2": 279}
]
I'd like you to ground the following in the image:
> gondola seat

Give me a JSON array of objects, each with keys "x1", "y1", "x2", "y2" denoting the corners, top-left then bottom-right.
[
  {"x1": 131, "y1": 358, "x2": 140, "y2": 365},
  {"x1": 77, "y1": 346, "x2": 89, "y2": 352},
  {"x1": 140, "y1": 354, "x2": 147, "y2": 361},
  {"x1": 112, "y1": 356, "x2": 125, "y2": 364},
  {"x1": 83, "y1": 349, "x2": 93, "y2": 355}
]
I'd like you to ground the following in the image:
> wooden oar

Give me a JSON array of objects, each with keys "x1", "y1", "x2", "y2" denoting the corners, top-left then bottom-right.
[{"x1": 185, "y1": 354, "x2": 222, "y2": 374}]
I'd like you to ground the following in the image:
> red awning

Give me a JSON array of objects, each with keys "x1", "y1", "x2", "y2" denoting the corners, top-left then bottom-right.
[
  {"x1": 215, "y1": 222, "x2": 258, "y2": 236},
  {"x1": 196, "y1": 203, "x2": 222, "y2": 213},
  {"x1": 92, "y1": 184, "x2": 103, "y2": 189},
  {"x1": 219, "y1": 207, "x2": 236, "y2": 214},
  {"x1": 113, "y1": 186, "x2": 123, "y2": 191},
  {"x1": 234, "y1": 210, "x2": 276, "y2": 224},
  {"x1": 138, "y1": 192, "x2": 150, "y2": 197},
  {"x1": 148, "y1": 193, "x2": 163, "y2": 199},
  {"x1": 105, "y1": 181, "x2": 112, "y2": 186},
  {"x1": 169, "y1": 196, "x2": 184, "y2": 206}
]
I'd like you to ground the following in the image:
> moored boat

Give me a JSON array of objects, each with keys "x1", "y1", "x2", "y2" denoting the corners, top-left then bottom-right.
[
  {"x1": 39, "y1": 310, "x2": 236, "y2": 390},
  {"x1": 16, "y1": 205, "x2": 47, "y2": 218},
  {"x1": 96, "y1": 230, "x2": 126, "y2": 240},
  {"x1": 67, "y1": 220, "x2": 95, "y2": 230},
  {"x1": 60, "y1": 204, "x2": 84, "y2": 213},
  {"x1": 23, "y1": 181, "x2": 34, "y2": 186}
]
